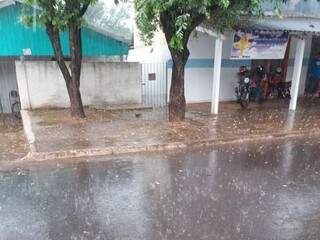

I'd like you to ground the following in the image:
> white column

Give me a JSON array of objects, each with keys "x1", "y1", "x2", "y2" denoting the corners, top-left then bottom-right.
[
  {"x1": 289, "y1": 37, "x2": 305, "y2": 111},
  {"x1": 211, "y1": 36, "x2": 223, "y2": 114},
  {"x1": 15, "y1": 60, "x2": 32, "y2": 110}
]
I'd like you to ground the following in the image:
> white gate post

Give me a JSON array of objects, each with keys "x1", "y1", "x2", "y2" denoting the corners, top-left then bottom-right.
[
  {"x1": 211, "y1": 36, "x2": 223, "y2": 114},
  {"x1": 289, "y1": 37, "x2": 305, "y2": 111}
]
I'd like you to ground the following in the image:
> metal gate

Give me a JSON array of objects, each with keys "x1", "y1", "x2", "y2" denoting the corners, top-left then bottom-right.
[
  {"x1": 0, "y1": 60, "x2": 19, "y2": 113},
  {"x1": 141, "y1": 62, "x2": 167, "y2": 107}
]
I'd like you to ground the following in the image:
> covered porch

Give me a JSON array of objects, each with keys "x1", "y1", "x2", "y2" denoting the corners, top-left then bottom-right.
[{"x1": 207, "y1": 17, "x2": 320, "y2": 114}]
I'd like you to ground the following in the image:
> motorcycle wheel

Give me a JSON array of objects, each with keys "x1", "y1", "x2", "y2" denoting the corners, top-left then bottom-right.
[{"x1": 239, "y1": 92, "x2": 250, "y2": 108}]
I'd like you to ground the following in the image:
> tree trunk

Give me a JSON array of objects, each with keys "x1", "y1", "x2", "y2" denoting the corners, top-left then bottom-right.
[
  {"x1": 46, "y1": 24, "x2": 85, "y2": 118},
  {"x1": 168, "y1": 49, "x2": 189, "y2": 122},
  {"x1": 160, "y1": 11, "x2": 205, "y2": 122},
  {"x1": 69, "y1": 24, "x2": 85, "y2": 118},
  {"x1": 69, "y1": 81, "x2": 85, "y2": 118}
]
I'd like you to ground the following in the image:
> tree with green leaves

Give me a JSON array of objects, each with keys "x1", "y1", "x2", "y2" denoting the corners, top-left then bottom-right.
[
  {"x1": 23, "y1": 0, "x2": 97, "y2": 118},
  {"x1": 135, "y1": 0, "x2": 283, "y2": 122}
]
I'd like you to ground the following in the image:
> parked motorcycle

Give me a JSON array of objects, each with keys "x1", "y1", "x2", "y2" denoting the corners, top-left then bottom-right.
[
  {"x1": 264, "y1": 67, "x2": 291, "y2": 99},
  {"x1": 263, "y1": 67, "x2": 281, "y2": 98},
  {"x1": 235, "y1": 65, "x2": 266, "y2": 108},
  {"x1": 278, "y1": 81, "x2": 291, "y2": 99},
  {"x1": 251, "y1": 65, "x2": 266, "y2": 104},
  {"x1": 235, "y1": 66, "x2": 252, "y2": 108}
]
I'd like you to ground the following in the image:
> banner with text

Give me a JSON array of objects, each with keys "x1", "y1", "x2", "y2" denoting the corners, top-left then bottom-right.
[{"x1": 231, "y1": 30, "x2": 289, "y2": 60}]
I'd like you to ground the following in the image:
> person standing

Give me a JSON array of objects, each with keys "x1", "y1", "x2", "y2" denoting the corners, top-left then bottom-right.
[{"x1": 306, "y1": 52, "x2": 320, "y2": 97}]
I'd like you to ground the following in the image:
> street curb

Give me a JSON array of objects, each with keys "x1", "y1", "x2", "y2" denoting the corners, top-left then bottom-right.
[
  {"x1": 17, "y1": 129, "x2": 320, "y2": 162},
  {"x1": 89, "y1": 105, "x2": 153, "y2": 111}
]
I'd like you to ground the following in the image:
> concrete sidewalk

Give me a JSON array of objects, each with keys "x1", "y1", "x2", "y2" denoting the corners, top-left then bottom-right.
[{"x1": 21, "y1": 98, "x2": 320, "y2": 161}]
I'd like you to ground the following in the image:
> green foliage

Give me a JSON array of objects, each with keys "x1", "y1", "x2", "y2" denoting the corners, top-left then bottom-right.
[
  {"x1": 135, "y1": 0, "x2": 282, "y2": 51},
  {"x1": 22, "y1": 0, "x2": 97, "y2": 30}
]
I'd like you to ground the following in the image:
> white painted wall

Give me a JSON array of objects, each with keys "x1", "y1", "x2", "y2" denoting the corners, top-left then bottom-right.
[
  {"x1": 128, "y1": 45, "x2": 171, "y2": 63},
  {"x1": 188, "y1": 32, "x2": 215, "y2": 58},
  {"x1": 166, "y1": 32, "x2": 245, "y2": 103},
  {"x1": 16, "y1": 61, "x2": 142, "y2": 110},
  {"x1": 167, "y1": 67, "x2": 239, "y2": 103}
]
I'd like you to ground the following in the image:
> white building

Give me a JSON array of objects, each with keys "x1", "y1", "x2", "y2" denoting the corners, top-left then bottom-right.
[
  {"x1": 129, "y1": 30, "x2": 312, "y2": 101},
  {"x1": 129, "y1": 1, "x2": 320, "y2": 113}
]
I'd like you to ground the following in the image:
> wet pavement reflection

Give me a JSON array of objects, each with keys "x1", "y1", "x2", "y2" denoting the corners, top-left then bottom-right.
[{"x1": 1, "y1": 137, "x2": 320, "y2": 239}]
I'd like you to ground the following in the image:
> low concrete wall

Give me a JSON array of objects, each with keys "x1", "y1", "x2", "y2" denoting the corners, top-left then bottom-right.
[{"x1": 16, "y1": 61, "x2": 142, "y2": 110}]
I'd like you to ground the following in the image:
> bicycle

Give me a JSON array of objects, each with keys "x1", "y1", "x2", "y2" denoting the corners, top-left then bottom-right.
[{"x1": 9, "y1": 90, "x2": 21, "y2": 119}]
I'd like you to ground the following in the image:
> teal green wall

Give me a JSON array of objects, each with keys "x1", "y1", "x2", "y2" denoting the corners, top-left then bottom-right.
[{"x1": 0, "y1": 3, "x2": 129, "y2": 57}]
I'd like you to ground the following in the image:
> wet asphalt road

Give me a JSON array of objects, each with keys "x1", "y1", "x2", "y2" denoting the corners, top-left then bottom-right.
[{"x1": 1, "y1": 137, "x2": 320, "y2": 240}]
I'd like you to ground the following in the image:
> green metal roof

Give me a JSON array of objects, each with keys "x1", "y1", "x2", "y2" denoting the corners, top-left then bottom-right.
[
  {"x1": 0, "y1": 0, "x2": 130, "y2": 57},
  {"x1": 0, "y1": 0, "x2": 131, "y2": 43}
]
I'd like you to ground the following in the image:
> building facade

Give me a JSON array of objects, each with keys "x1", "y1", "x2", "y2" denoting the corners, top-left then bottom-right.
[
  {"x1": 129, "y1": 1, "x2": 320, "y2": 109},
  {"x1": 0, "y1": 0, "x2": 132, "y2": 113}
]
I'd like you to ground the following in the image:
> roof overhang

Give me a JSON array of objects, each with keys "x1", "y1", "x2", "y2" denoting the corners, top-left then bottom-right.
[
  {"x1": 261, "y1": 0, "x2": 320, "y2": 19},
  {"x1": 86, "y1": 24, "x2": 131, "y2": 44},
  {"x1": 0, "y1": 0, "x2": 14, "y2": 9},
  {"x1": 245, "y1": 17, "x2": 320, "y2": 34}
]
